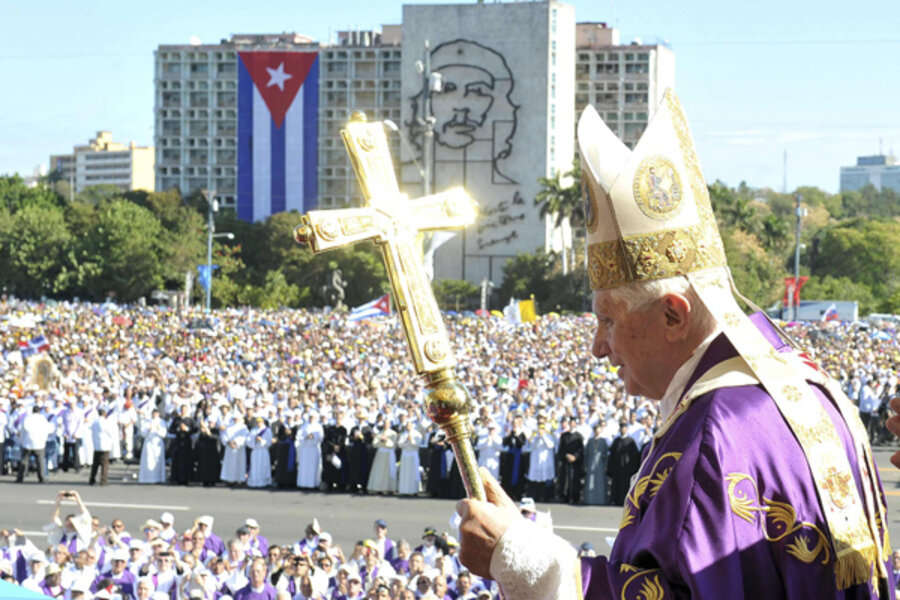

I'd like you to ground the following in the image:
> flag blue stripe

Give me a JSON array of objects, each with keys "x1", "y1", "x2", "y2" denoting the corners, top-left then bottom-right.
[
  {"x1": 270, "y1": 113, "x2": 286, "y2": 215},
  {"x1": 303, "y1": 57, "x2": 319, "y2": 212},
  {"x1": 237, "y1": 58, "x2": 254, "y2": 222}
]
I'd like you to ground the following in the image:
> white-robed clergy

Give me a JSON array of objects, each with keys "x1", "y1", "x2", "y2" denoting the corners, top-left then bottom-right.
[
  {"x1": 219, "y1": 415, "x2": 248, "y2": 484},
  {"x1": 246, "y1": 417, "x2": 272, "y2": 488},
  {"x1": 138, "y1": 409, "x2": 166, "y2": 483},
  {"x1": 524, "y1": 417, "x2": 556, "y2": 492},
  {"x1": 367, "y1": 424, "x2": 398, "y2": 493},
  {"x1": 295, "y1": 412, "x2": 324, "y2": 489},
  {"x1": 476, "y1": 421, "x2": 504, "y2": 480},
  {"x1": 397, "y1": 421, "x2": 423, "y2": 495}
]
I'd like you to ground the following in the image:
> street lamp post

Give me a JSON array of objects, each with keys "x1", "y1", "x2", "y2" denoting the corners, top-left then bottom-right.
[
  {"x1": 205, "y1": 190, "x2": 216, "y2": 313},
  {"x1": 203, "y1": 189, "x2": 234, "y2": 312}
]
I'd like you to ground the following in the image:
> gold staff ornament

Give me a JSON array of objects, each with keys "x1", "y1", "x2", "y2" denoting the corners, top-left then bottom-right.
[{"x1": 294, "y1": 111, "x2": 485, "y2": 501}]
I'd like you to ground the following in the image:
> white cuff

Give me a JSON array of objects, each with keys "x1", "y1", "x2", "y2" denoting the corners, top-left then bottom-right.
[{"x1": 489, "y1": 518, "x2": 579, "y2": 600}]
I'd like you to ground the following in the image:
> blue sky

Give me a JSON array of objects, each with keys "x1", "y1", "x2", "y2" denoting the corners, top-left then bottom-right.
[{"x1": 1, "y1": 0, "x2": 898, "y2": 193}]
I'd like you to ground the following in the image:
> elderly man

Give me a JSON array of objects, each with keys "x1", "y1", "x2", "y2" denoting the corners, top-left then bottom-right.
[
  {"x1": 234, "y1": 556, "x2": 277, "y2": 600},
  {"x1": 456, "y1": 91, "x2": 892, "y2": 599}
]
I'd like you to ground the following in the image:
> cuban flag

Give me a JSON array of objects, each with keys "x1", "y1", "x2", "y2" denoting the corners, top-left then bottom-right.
[
  {"x1": 821, "y1": 303, "x2": 839, "y2": 322},
  {"x1": 237, "y1": 51, "x2": 319, "y2": 222},
  {"x1": 348, "y1": 294, "x2": 392, "y2": 322}
]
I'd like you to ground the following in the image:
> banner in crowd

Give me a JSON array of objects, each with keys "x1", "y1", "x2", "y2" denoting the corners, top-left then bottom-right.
[{"x1": 17, "y1": 335, "x2": 50, "y2": 358}]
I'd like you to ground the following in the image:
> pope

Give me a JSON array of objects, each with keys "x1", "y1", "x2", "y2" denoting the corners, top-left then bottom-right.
[{"x1": 455, "y1": 90, "x2": 893, "y2": 600}]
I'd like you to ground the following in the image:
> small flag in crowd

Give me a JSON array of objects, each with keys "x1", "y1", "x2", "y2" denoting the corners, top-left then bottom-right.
[
  {"x1": 348, "y1": 294, "x2": 391, "y2": 322},
  {"x1": 197, "y1": 265, "x2": 219, "y2": 292},
  {"x1": 18, "y1": 335, "x2": 50, "y2": 358},
  {"x1": 821, "y1": 303, "x2": 839, "y2": 322}
]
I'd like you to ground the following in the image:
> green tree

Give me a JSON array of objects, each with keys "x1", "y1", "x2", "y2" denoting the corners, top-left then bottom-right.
[
  {"x1": 534, "y1": 160, "x2": 582, "y2": 272},
  {"x1": 809, "y1": 218, "x2": 900, "y2": 297},
  {"x1": 76, "y1": 184, "x2": 123, "y2": 206},
  {"x1": 0, "y1": 203, "x2": 72, "y2": 297},
  {"x1": 801, "y1": 275, "x2": 877, "y2": 315},
  {"x1": 0, "y1": 175, "x2": 64, "y2": 213},
  {"x1": 85, "y1": 200, "x2": 163, "y2": 301},
  {"x1": 433, "y1": 279, "x2": 479, "y2": 311},
  {"x1": 720, "y1": 227, "x2": 784, "y2": 308}
]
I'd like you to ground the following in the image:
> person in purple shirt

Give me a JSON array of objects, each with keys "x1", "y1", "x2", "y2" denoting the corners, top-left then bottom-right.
[
  {"x1": 245, "y1": 518, "x2": 268, "y2": 557},
  {"x1": 195, "y1": 515, "x2": 226, "y2": 557},
  {"x1": 92, "y1": 548, "x2": 137, "y2": 599},
  {"x1": 38, "y1": 563, "x2": 64, "y2": 598},
  {"x1": 454, "y1": 91, "x2": 893, "y2": 599},
  {"x1": 233, "y1": 557, "x2": 277, "y2": 600}
]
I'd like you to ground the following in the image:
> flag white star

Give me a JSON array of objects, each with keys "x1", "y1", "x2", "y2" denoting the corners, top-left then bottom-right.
[{"x1": 266, "y1": 62, "x2": 293, "y2": 91}]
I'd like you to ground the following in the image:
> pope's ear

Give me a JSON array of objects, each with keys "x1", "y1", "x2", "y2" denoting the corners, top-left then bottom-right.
[{"x1": 661, "y1": 293, "x2": 691, "y2": 341}]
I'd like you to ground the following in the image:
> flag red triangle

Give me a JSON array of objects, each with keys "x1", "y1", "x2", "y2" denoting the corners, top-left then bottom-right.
[
  {"x1": 238, "y1": 51, "x2": 318, "y2": 128},
  {"x1": 374, "y1": 294, "x2": 391, "y2": 315}
]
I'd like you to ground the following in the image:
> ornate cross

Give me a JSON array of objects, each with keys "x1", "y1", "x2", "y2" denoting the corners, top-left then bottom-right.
[{"x1": 294, "y1": 112, "x2": 486, "y2": 500}]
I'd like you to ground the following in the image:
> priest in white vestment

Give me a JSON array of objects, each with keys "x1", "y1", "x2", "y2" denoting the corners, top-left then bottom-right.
[
  {"x1": 367, "y1": 424, "x2": 398, "y2": 493},
  {"x1": 476, "y1": 421, "x2": 503, "y2": 480},
  {"x1": 138, "y1": 409, "x2": 166, "y2": 483},
  {"x1": 246, "y1": 418, "x2": 272, "y2": 488},
  {"x1": 397, "y1": 421, "x2": 423, "y2": 496},
  {"x1": 219, "y1": 414, "x2": 248, "y2": 485},
  {"x1": 295, "y1": 412, "x2": 324, "y2": 489}
]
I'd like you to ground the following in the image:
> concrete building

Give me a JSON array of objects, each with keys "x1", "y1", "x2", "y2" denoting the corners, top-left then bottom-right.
[
  {"x1": 318, "y1": 27, "x2": 403, "y2": 209},
  {"x1": 154, "y1": 33, "x2": 319, "y2": 215},
  {"x1": 401, "y1": 1, "x2": 576, "y2": 285},
  {"x1": 840, "y1": 154, "x2": 900, "y2": 193},
  {"x1": 575, "y1": 22, "x2": 675, "y2": 148},
  {"x1": 50, "y1": 132, "x2": 155, "y2": 193}
]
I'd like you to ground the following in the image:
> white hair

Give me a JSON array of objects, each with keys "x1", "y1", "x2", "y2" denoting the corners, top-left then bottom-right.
[{"x1": 604, "y1": 269, "x2": 728, "y2": 336}]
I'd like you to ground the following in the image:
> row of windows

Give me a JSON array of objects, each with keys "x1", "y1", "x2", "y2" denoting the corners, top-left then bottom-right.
[
  {"x1": 578, "y1": 51, "x2": 651, "y2": 62},
  {"x1": 84, "y1": 152, "x2": 130, "y2": 161},
  {"x1": 158, "y1": 51, "x2": 237, "y2": 61},
  {"x1": 322, "y1": 79, "x2": 401, "y2": 90},
  {"x1": 323, "y1": 49, "x2": 401, "y2": 60}
]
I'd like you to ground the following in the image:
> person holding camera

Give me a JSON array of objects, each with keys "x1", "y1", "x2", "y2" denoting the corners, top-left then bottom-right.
[{"x1": 43, "y1": 490, "x2": 92, "y2": 555}]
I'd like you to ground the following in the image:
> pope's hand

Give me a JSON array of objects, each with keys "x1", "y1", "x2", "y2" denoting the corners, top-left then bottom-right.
[
  {"x1": 456, "y1": 467, "x2": 519, "y2": 579},
  {"x1": 887, "y1": 397, "x2": 900, "y2": 468}
]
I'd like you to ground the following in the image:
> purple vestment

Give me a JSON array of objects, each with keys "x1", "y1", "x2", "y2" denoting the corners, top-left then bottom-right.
[
  {"x1": 580, "y1": 315, "x2": 894, "y2": 599},
  {"x1": 233, "y1": 582, "x2": 278, "y2": 600}
]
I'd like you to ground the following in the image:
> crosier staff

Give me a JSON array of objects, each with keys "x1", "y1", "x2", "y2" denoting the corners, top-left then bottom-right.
[{"x1": 293, "y1": 111, "x2": 486, "y2": 501}]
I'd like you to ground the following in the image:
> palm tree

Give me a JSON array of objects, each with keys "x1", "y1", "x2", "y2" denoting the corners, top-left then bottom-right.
[{"x1": 535, "y1": 160, "x2": 583, "y2": 273}]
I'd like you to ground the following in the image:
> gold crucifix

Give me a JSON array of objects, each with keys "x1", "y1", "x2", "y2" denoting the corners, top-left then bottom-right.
[{"x1": 294, "y1": 111, "x2": 486, "y2": 501}]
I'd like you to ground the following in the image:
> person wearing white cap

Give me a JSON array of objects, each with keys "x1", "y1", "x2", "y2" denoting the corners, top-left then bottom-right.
[
  {"x1": 245, "y1": 518, "x2": 269, "y2": 557},
  {"x1": 158, "y1": 512, "x2": 176, "y2": 543},
  {"x1": 295, "y1": 411, "x2": 323, "y2": 489},
  {"x1": 194, "y1": 515, "x2": 226, "y2": 557},
  {"x1": 455, "y1": 91, "x2": 893, "y2": 599},
  {"x1": 21, "y1": 551, "x2": 48, "y2": 593}
]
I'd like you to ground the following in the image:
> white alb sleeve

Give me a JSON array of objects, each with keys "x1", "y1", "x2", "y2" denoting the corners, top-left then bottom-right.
[{"x1": 489, "y1": 517, "x2": 580, "y2": 600}]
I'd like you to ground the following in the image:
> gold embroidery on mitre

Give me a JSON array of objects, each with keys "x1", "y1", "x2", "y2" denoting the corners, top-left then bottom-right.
[
  {"x1": 633, "y1": 155, "x2": 684, "y2": 221},
  {"x1": 587, "y1": 224, "x2": 727, "y2": 290}
]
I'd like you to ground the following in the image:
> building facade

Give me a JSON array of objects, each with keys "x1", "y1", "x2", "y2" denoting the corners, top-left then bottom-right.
[
  {"x1": 401, "y1": 1, "x2": 576, "y2": 285},
  {"x1": 154, "y1": 33, "x2": 320, "y2": 217},
  {"x1": 151, "y1": 8, "x2": 675, "y2": 238},
  {"x1": 50, "y1": 131, "x2": 154, "y2": 193},
  {"x1": 575, "y1": 22, "x2": 675, "y2": 148},
  {"x1": 840, "y1": 154, "x2": 900, "y2": 193}
]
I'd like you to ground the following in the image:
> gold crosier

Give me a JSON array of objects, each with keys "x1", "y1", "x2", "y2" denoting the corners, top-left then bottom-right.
[{"x1": 294, "y1": 112, "x2": 486, "y2": 501}]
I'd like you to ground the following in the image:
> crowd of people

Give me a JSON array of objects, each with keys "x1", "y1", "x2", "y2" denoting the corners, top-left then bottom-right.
[
  {"x1": 2, "y1": 299, "x2": 900, "y2": 599},
  {"x1": 1, "y1": 487, "x2": 572, "y2": 599},
  {"x1": 1, "y1": 300, "x2": 898, "y2": 506}
]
